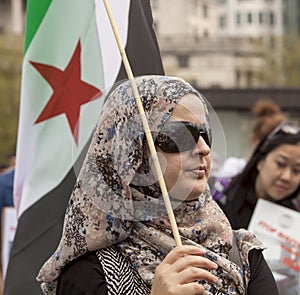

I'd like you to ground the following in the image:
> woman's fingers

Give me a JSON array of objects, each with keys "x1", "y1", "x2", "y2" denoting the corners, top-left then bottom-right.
[
  {"x1": 172, "y1": 282, "x2": 207, "y2": 295},
  {"x1": 152, "y1": 270, "x2": 208, "y2": 295},
  {"x1": 156, "y1": 260, "x2": 218, "y2": 285},
  {"x1": 162, "y1": 246, "x2": 218, "y2": 274},
  {"x1": 172, "y1": 252, "x2": 218, "y2": 273},
  {"x1": 162, "y1": 245, "x2": 206, "y2": 264},
  {"x1": 178, "y1": 266, "x2": 218, "y2": 285}
]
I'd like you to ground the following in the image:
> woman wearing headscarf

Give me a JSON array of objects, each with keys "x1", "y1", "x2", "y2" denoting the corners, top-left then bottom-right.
[
  {"x1": 219, "y1": 122, "x2": 300, "y2": 230},
  {"x1": 37, "y1": 75, "x2": 278, "y2": 295}
]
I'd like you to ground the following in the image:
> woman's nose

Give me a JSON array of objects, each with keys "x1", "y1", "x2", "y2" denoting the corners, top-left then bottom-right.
[
  {"x1": 280, "y1": 167, "x2": 293, "y2": 181},
  {"x1": 192, "y1": 136, "x2": 210, "y2": 156}
]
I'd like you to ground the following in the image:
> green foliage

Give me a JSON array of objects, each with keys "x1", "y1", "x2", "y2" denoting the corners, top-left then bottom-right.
[
  {"x1": 0, "y1": 34, "x2": 24, "y2": 164},
  {"x1": 283, "y1": 37, "x2": 300, "y2": 87},
  {"x1": 260, "y1": 36, "x2": 300, "y2": 88}
]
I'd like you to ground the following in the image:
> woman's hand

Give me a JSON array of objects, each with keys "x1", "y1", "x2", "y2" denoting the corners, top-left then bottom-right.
[{"x1": 151, "y1": 245, "x2": 218, "y2": 295}]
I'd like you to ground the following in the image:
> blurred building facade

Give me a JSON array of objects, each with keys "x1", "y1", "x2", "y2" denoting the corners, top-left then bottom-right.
[
  {"x1": 0, "y1": 0, "x2": 25, "y2": 35},
  {"x1": 152, "y1": 0, "x2": 300, "y2": 89},
  {"x1": 2, "y1": 0, "x2": 300, "y2": 89},
  {"x1": 218, "y1": 0, "x2": 284, "y2": 41}
]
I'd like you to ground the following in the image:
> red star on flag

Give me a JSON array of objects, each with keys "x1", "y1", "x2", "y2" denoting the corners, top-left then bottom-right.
[{"x1": 31, "y1": 41, "x2": 102, "y2": 144}]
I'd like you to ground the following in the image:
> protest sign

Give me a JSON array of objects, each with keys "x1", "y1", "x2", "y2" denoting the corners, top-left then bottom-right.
[{"x1": 248, "y1": 199, "x2": 300, "y2": 295}]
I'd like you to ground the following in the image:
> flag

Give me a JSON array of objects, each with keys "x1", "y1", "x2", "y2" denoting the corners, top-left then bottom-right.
[{"x1": 4, "y1": 0, "x2": 164, "y2": 294}]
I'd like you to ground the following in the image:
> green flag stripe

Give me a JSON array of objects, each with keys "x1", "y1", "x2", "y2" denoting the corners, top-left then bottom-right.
[{"x1": 24, "y1": 0, "x2": 52, "y2": 52}]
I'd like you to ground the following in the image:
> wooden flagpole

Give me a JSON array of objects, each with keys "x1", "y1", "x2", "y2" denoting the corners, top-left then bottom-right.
[{"x1": 103, "y1": 0, "x2": 182, "y2": 247}]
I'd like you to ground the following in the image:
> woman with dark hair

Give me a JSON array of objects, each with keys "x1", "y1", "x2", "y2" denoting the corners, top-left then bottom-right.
[
  {"x1": 219, "y1": 122, "x2": 300, "y2": 229},
  {"x1": 37, "y1": 75, "x2": 278, "y2": 295}
]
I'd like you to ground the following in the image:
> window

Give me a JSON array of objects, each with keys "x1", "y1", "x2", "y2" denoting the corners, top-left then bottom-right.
[
  {"x1": 283, "y1": 12, "x2": 287, "y2": 26},
  {"x1": 219, "y1": 15, "x2": 227, "y2": 28},
  {"x1": 177, "y1": 55, "x2": 190, "y2": 68},
  {"x1": 246, "y1": 70, "x2": 254, "y2": 87},
  {"x1": 203, "y1": 4, "x2": 208, "y2": 18},
  {"x1": 259, "y1": 12, "x2": 264, "y2": 24},
  {"x1": 248, "y1": 12, "x2": 252, "y2": 24},
  {"x1": 235, "y1": 69, "x2": 241, "y2": 86},
  {"x1": 236, "y1": 12, "x2": 241, "y2": 25},
  {"x1": 269, "y1": 12, "x2": 275, "y2": 26}
]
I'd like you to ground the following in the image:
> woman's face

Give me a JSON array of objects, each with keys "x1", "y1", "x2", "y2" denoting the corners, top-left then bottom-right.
[
  {"x1": 155, "y1": 93, "x2": 211, "y2": 201},
  {"x1": 255, "y1": 143, "x2": 300, "y2": 201}
]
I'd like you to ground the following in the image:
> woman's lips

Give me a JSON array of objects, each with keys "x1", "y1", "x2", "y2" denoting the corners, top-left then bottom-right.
[
  {"x1": 274, "y1": 184, "x2": 288, "y2": 193},
  {"x1": 189, "y1": 166, "x2": 206, "y2": 178}
]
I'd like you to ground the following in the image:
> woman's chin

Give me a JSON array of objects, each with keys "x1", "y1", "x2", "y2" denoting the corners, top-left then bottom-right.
[{"x1": 169, "y1": 186, "x2": 206, "y2": 201}]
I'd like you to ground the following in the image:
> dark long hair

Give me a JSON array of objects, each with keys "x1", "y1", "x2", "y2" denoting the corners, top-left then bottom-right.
[{"x1": 226, "y1": 122, "x2": 300, "y2": 208}]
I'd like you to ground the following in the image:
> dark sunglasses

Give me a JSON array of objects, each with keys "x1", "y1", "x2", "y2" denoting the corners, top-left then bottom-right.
[{"x1": 154, "y1": 121, "x2": 211, "y2": 153}]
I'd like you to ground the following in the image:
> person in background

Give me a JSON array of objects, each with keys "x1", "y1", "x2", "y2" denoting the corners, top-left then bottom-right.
[
  {"x1": 219, "y1": 122, "x2": 300, "y2": 230},
  {"x1": 4, "y1": 153, "x2": 16, "y2": 173},
  {"x1": 0, "y1": 169, "x2": 14, "y2": 210},
  {"x1": 37, "y1": 75, "x2": 278, "y2": 295},
  {"x1": 0, "y1": 164, "x2": 8, "y2": 174},
  {"x1": 211, "y1": 99, "x2": 287, "y2": 202},
  {"x1": 250, "y1": 99, "x2": 287, "y2": 149},
  {"x1": 219, "y1": 99, "x2": 287, "y2": 178},
  {"x1": 0, "y1": 153, "x2": 15, "y2": 217}
]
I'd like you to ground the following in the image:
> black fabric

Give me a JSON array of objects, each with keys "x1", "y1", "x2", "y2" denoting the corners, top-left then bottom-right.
[
  {"x1": 115, "y1": 0, "x2": 164, "y2": 81},
  {"x1": 57, "y1": 250, "x2": 279, "y2": 295},
  {"x1": 219, "y1": 183, "x2": 257, "y2": 230},
  {"x1": 248, "y1": 250, "x2": 279, "y2": 295},
  {"x1": 57, "y1": 252, "x2": 108, "y2": 295}
]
